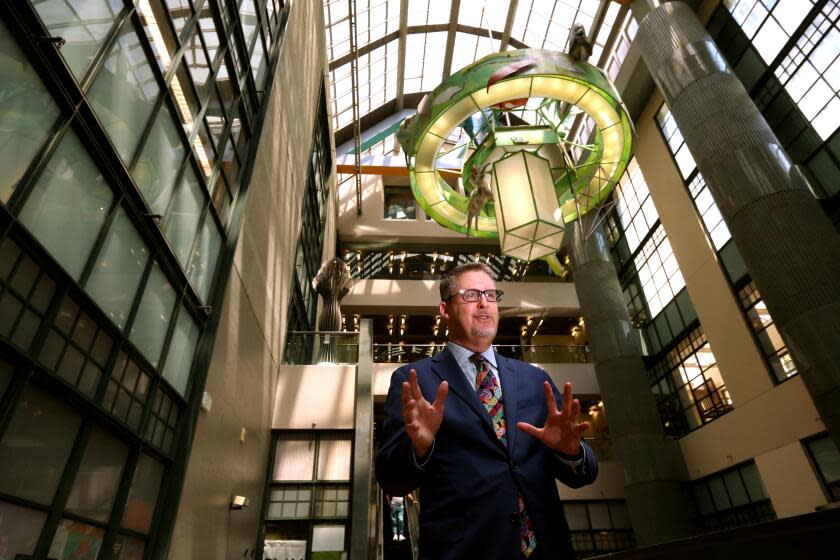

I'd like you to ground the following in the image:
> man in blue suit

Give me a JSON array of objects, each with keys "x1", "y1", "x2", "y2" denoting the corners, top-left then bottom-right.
[{"x1": 376, "y1": 262, "x2": 598, "y2": 559}]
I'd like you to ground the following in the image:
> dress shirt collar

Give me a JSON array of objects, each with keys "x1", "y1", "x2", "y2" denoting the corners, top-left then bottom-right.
[{"x1": 447, "y1": 341, "x2": 497, "y2": 368}]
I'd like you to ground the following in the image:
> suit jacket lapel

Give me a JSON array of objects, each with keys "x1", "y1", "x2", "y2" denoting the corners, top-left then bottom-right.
[
  {"x1": 496, "y1": 352, "x2": 520, "y2": 452},
  {"x1": 431, "y1": 348, "x2": 499, "y2": 444}
]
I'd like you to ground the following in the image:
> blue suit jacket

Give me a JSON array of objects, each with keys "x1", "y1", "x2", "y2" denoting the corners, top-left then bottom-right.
[{"x1": 376, "y1": 348, "x2": 598, "y2": 559}]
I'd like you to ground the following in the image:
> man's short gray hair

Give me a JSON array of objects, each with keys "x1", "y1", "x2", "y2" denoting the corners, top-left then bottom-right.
[{"x1": 439, "y1": 262, "x2": 495, "y2": 300}]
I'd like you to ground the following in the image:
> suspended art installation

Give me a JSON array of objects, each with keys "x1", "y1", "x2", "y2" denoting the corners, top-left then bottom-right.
[
  {"x1": 397, "y1": 47, "x2": 633, "y2": 262},
  {"x1": 312, "y1": 257, "x2": 354, "y2": 364}
]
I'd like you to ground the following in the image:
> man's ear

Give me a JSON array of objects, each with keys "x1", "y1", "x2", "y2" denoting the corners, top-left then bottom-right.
[{"x1": 439, "y1": 301, "x2": 449, "y2": 320}]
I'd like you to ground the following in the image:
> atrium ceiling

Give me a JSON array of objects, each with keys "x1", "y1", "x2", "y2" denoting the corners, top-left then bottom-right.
[{"x1": 322, "y1": 0, "x2": 639, "y2": 154}]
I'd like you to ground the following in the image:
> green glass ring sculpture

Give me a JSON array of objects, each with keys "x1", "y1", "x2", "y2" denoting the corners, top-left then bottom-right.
[{"x1": 398, "y1": 49, "x2": 633, "y2": 246}]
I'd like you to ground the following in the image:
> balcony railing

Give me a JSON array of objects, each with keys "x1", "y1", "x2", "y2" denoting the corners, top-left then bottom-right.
[
  {"x1": 283, "y1": 331, "x2": 360, "y2": 365},
  {"x1": 341, "y1": 249, "x2": 567, "y2": 282},
  {"x1": 373, "y1": 343, "x2": 590, "y2": 364}
]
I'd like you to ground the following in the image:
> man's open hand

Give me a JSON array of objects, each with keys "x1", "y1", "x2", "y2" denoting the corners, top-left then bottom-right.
[
  {"x1": 401, "y1": 369, "x2": 448, "y2": 459},
  {"x1": 516, "y1": 382, "x2": 590, "y2": 456}
]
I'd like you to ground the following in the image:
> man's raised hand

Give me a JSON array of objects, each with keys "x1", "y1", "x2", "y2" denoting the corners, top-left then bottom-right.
[
  {"x1": 515, "y1": 382, "x2": 590, "y2": 457},
  {"x1": 401, "y1": 369, "x2": 448, "y2": 459}
]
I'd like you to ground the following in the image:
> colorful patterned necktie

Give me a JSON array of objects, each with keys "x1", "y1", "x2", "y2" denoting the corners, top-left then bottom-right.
[{"x1": 470, "y1": 353, "x2": 537, "y2": 558}]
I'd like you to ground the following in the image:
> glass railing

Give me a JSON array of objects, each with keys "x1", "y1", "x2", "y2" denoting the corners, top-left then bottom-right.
[
  {"x1": 341, "y1": 249, "x2": 568, "y2": 282},
  {"x1": 283, "y1": 331, "x2": 360, "y2": 365},
  {"x1": 373, "y1": 343, "x2": 590, "y2": 364}
]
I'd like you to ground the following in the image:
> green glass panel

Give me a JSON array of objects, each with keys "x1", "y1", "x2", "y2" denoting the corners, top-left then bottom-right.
[
  {"x1": 188, "y1": 216, "x2": 222, "y2": 301},
  {"x1": 808, "y1": 149, "x2": 840, "y2": 198},
  {"x1": 19, "y1": 128, "x2": 113, "y2": 280},
  {"x1": 0, "y1": 19, "x2": 61, "y2": 203},
  {"x1": 740, "y1": 462, "x2": 769, "y2": 501},
  {"x1": 162, "y1": 304, "x2": 199, "y2": 396},
  {"x1": 85, "y1": 209, "x2": 150, "y2": 330},
  {"x1": 808, "y1": 436, "x2": 840, "y2": 484},
  {"x1": 0, "y1": 358, "x2": 11, "y2": 398},
  {"x1": 723, "y1": 469, "x2": 750, "y2": 507},
  {"x1": 114, "y1": 534, "x2": 145, "y2": 559},
  {"x1": 675, "y1": 289, "x2": 697, "y2": 325},
  {"x1": 239, "y1": 0, "x2": 258, "y2": 50},
  {"x1": 692, "y1": 485, "x2": 715, "y2": 515},
  {"x1": 708, "y1": 476, "x2": 731, "y2": 511},
  {"x1": 133, "y1": 105, "x2": 186, "y2": 215},
  {"x1": 0, "y1": 500, "x2": 46, "y2": 559},
  {"x1": 32, "y1": 0, "x2": 123, "y2": 80},
  {"x1": 163, "y1": 167, "x2": 205, "y2": 268},
  {"x1": 0, "y1": 384, "x2": 82, "y2": 505},
  {"x1": 664, "y1": 299, "x2": 685, "y2": 337},
  {"x1": 121, "y1": 453, "x2": 164, "y2": 533},
  {"x1": 88, "y1": 24, "x2": 159, "y2": 163},
  {"x1": 65, "y1": 425, "x2": 130, "y2": 522},
  {"x1": 48, "y1": 518, "x2": 105, "y2": 559},
  {"x1": 719, "y1": 240, "x2": 748, "y2": 285},
  {"x1": 129, "y1": 261, "x2": 176, "y2": 367}
]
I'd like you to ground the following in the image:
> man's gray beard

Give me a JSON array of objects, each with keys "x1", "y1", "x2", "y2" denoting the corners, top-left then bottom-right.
[{"x1": 471, "y1": 323, "x2": 497, "y2": 340}]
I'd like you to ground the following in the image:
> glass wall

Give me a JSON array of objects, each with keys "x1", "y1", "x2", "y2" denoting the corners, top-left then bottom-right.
[
  {"x1": 804, "y1": 433, "x2": 840, "y2": 502},
  {"x1": 0, "y1": 1, "x2": 288, "y2": 556},
  {"x1": 282, "y1": 86, "x2": 332, "y2": 365},
  {"x1": 655, "y1": 103, "x2": 798, "y2": 384},
  {"x1": 690, "y1": 460, "x2": 776, "y2": 532},
  {"x1": 649, "y1": 327, "x2": 731, "y2": 437},
  {"x1": 711, "y1": 0, "x2": 840, "y2": 200},
  {"x1": 265, "y1": 431, "x2": 354, "y2": 558},
  {"x1": 562, "y1": 500, "x2": 635, "y2": 557}
]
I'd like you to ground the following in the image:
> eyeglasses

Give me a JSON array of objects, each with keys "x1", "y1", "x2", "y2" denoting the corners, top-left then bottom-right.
[{"x1": 444, "y1": 289, "x2": 504, "y2": 303}]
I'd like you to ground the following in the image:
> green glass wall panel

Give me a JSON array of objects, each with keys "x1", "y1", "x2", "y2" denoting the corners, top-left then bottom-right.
[
  {"x1": 0, "y1": 19, "x2": 61, "y2": 203},
  {"x1": 187, "y1": 216, "x2": 222, "y2": 301},
  {"x1": 88, "y1": 23, "x2": 160, "y2": 163},
  {"x1": 18, "y1": 128, "x2": 114, "y2": 280},
  {"x1": 0, "y1": 384, "x2": 82, "y2": 505},
  {"x1": 114, "y1": 534, "x2": 145, "y2": 559},
  {"x1": 0, "y1": 500, "x2": 47, "y2": 559},
  {"x1": 0, "y1": 358, "x2": 11, "y2": 398},
  {"x1": 129, "y1": 261, "x2": 176, "y2": 367},
  {"x1": 132, "y1": 104, "x2": 187, "y2": 215},
  {"x1": 32, "y1": 0, "x2": 123, "y2": 81},
  {"x1": 161, "y1": 304, "x2": 199, "y2": 396},
  {"x1": 163, "y1": 166, "x2": 204, "y2": 268},
  {"x1": 121, "y1": 452, "x2": 164, "y2": 533},
  {"x1": 85, "y1": 208, "x2": 150, "y2": 330},
  {"x1": 48, "y1": 518, "x2": 105, "y2": 559},
  {"x1": 65, "y1": 425, "x2": 130, "y2": 522}
]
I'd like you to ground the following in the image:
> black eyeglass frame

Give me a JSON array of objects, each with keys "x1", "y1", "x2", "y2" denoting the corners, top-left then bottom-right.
[{"x1": 443, "y1": 288, "x2": 504, "y2": 303}]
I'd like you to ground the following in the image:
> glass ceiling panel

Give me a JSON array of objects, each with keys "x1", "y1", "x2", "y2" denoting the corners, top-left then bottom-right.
[
  {"x1": 458, "y1": 0, "x2": 509, "y2": 31},
  {"x1": 451, "y1": 32, "x2": 501, "y2": 76},
  {"x1": 407, "y1": 0, "x2": 452, "y2": 27},
  {"x1": 360, "y1": 0, "x2": 401, "y2": 44},
  {"x1": 324, "y1": 0, "x2": 633, "y2": 154}
]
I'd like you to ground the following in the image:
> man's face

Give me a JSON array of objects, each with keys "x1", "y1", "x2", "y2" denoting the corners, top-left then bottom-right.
[{"x1": 439, "y1": 270, "x2": 499, "y2": 349}]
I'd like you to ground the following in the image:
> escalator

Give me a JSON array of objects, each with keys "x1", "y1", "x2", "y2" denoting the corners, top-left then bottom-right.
[{"x1": 382, "y1": 494, "x2": 419, "y2": 560}]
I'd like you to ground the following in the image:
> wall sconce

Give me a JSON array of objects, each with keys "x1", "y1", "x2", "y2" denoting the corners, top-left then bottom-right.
[{"x1": 231, "y1": 495, "x2": 250, "y2": 510}]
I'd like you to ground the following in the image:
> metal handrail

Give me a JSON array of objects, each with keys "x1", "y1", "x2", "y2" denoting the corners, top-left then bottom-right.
[{"x1": 287, "y1": 330, "x2": 359, "y2": 335}]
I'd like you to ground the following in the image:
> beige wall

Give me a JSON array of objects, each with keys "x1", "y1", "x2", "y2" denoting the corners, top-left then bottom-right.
[
  {"x1": 755, "y1": 441, "x2": 828, "y2": 517},
  {"x1": 168, "y1": 1, "x2": 329, "y2": 557},
  {"x1": 272, "y1": 365, "x2": 355, "y2": 429},
  {"x1": 679, "y1": 377, "x2": 823, "y2": 480}
]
